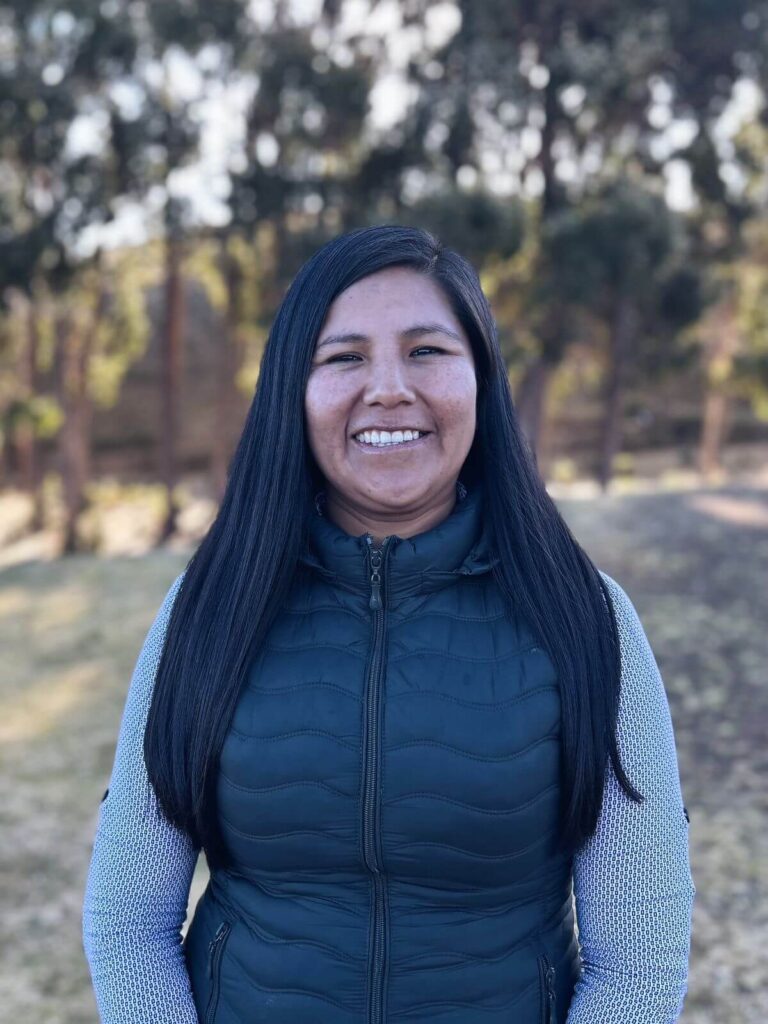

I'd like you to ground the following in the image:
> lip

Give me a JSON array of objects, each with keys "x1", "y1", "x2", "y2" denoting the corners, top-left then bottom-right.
[
  {"x1": 351, "y1": 428, "x2": 432, "y2": 436},
  {"x1": 351, "y1": 431, "x2": 433, "y2": 453}
]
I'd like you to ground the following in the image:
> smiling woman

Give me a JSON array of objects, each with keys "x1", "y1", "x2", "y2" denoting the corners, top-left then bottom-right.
[
  {"x1": 82, "y1": 224, "x2": 694, "y2": 1024},
  {"x1": 305, "y1": 268, "x2": 478, "y2": 545}
]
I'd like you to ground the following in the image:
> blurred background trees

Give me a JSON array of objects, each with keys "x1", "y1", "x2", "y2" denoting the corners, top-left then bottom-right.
[
  {"x1": 1, "y1": 0, "x2": 767, "y2": 555},
  {"x1": 2, "y1": 10, "x2": 766, "y2": 1024}
]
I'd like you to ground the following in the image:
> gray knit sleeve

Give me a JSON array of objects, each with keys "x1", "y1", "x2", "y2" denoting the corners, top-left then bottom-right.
[
  {"x1": 567, "y1": 571, "x2": 696, "y2": 1023},
  {"x1": 82, "y1": 570, "x2": 201, "y2": 1024}
]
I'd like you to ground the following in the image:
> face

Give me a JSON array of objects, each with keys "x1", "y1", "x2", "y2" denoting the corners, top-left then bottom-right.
[{"x1": 305, "y1": 266, "x2": 477, "y2": 520}]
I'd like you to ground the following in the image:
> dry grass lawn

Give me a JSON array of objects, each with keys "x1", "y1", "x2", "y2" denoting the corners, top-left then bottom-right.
[{"x1": 1, "y1": 482, "x2": 766, "y2": 1022}]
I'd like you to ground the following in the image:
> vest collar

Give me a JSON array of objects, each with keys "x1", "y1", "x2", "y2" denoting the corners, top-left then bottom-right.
[{"x1": 299, "y1": 478, "x2": 498, "y2": 598}]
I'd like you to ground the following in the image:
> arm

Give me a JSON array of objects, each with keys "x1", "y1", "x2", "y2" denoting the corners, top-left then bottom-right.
[
  {"x1": 82, "y1": 570, "x2": 201, "y2": 1024},
  {"x1": 566, "y1": 572, "x2": 696, "y2": 1023}
]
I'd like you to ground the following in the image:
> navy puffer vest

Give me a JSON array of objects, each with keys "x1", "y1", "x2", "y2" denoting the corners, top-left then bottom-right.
[{"x1": 183, "y1": 480, "x2": 580, "y2": 1022}]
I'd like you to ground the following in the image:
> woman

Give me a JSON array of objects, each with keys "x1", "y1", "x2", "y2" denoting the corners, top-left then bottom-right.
[{"x1": 82, "y1": 225, "x2": 695, "y2": 1023}]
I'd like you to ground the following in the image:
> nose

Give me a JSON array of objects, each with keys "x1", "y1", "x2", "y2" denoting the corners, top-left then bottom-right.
[{"x1": 362, "y1": 354, "x2": 417, "y2": 406}]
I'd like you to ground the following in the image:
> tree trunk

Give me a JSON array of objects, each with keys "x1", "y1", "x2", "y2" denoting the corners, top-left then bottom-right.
[
  {"x1": 15, "y1": 294, "x2": 45, "y2": 530},
  {"x1": 598, "y1": 293, "x2": 636, "y2": 491},
  {"x1": 158, "y1": 229, "x2": 185, "y2": 543},
  {"x1": 699, "y1": 389, "x2": 731, "y2": 479},
  {"x1": 212, "y1": 240, "x2": 244, "y2": 501},
  {"x1": 55, "y1": 313, "x2": 91, "y2": 553},
  {"x1": 698, "y1": 292, "x2": 739, "y2": 480},
  {"x1": 518, "y1": 64, "x2": 566, "y2": 478},
  {"x1": 514, "y1": 358, "x2": 555, "y2": 468},
  {"x1": 54, "y1": 282, "x2": 108, "y2": 554}
]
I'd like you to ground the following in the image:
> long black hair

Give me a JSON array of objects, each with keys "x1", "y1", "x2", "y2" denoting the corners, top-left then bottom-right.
[{"x1": 144, "y1": 223, "x2": 642, "y2": 871}]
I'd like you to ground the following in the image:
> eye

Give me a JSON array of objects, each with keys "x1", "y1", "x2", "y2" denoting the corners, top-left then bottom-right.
[
  {"x1": 326, "y1": 353, "x2": 361, "y2": 363},
  {"x1": 326, "y1": 346, "x2": 443, "y2": 364}
]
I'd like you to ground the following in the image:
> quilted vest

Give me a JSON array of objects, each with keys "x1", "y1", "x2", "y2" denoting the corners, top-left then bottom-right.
[{"x1": 182, "y1": 479, "x2": 580, "y2": 1022}]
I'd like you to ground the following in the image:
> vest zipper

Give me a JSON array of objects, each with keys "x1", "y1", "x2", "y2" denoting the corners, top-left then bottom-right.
[
  {"x1": 205, "y1": 920, "x2": 231, "y2": 1024},
  {"x1": 363, "y1": 535, "x2": 390, "y2": 1024},
  {"x1": 537, "y1": 953, "x2": 556, "y2": 1024}
]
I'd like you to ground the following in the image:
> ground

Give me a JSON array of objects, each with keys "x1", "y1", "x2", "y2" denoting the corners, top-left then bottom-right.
[{"x1": 0, "y1": 478, "x2": 765, "y2": 1022}]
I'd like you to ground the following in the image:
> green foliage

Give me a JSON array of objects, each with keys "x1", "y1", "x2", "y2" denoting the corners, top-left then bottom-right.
[
  {"x1": 89, "y1": 260, "x2": 153, "y2": 408},
  {"x1": 0, "y1": 393, "x2": 61, "y2": 451},
  {"x1": 1, "y1": 249, "x2": 155, "y2": 423},
  {"x1": 1, "y1": 0, "x2": 767, "y2": 469},
  {"x1": 403, "y1": 186, "x2": 525, "y2": 267},
  {"x1": 731, "y1": 221, "x2": 768, "y2": 419},
  {"x1": 543, "y1": 180, "x2": 685, "y2": 302},
  {"x1": 184, "y1": 240, "x2": 230, "y2": 315}
]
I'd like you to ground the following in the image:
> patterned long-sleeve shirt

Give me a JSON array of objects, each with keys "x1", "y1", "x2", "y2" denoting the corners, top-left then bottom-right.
[{"x1": 81, "y1": 569, "x2": 695, "y2": 1023}]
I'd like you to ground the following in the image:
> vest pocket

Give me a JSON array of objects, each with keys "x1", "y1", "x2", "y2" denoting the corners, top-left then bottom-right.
[
  {"x1": 205, "y1": 920, "x2": 232, "y2": 1024},
  {"x1": 537, "y1": 954, "x2": 556, "y2": 1024}
]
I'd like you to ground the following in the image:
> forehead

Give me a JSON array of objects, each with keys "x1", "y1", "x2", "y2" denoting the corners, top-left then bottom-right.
[{"x1": 321, "y1": 267, "x2": 462, "y2": 331}]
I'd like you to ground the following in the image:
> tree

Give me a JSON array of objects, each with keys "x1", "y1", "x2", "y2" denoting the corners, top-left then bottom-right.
[
  {"x1": 542, "y1": 178, "x2": 703, "y2": 486},
  {"x1": 0, "y1": 1, "x2": 144, "y2": 548},
  {"x1": 400, "y1": 0, "x2": 763, "y2": 465}
]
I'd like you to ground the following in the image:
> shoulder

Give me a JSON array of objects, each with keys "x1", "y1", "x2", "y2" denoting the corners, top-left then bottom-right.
[
  {"x1": 133, "y1": 570, "x2": 188, "y2": 677},
  {"x1": 166, "y1": 568, "x2": 187, "y2": 604},
  {"x1": 154, "y1": 569, "x2": 187, "y2": 625},
  {"x1": 597, "y1": 569, "x2": 631, "y2": 612},
  {"x1": 597, "y1": 570, "x2": 650, "y2": 649},
  {"x1": 597, "y1": 570, "x2": 672, "y2": 739},
  {"x1": 597, "y1": 568, "x2": 656, "y2": 657}
]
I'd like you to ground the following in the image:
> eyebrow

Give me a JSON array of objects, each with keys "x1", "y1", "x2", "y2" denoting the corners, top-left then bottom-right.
[{"x1": 316, "y1": 321, "x2": 465, "y2": 350}]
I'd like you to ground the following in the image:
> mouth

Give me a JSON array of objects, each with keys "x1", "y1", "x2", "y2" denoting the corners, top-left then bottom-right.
[{"x1": 351, "y1": 431, "x2": 433, "y2": 452}]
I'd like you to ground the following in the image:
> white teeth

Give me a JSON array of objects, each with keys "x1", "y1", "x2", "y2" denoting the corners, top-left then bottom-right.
[{"x1": 355, "y1": 429, "x2": 425, "y2": 446}]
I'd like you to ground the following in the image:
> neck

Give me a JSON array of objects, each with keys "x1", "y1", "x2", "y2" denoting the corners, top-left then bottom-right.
[{"x1": 318, "y1": 480, "x2": 465, "y2": 543}]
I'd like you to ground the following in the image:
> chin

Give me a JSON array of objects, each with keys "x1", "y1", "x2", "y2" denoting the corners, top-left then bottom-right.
[{"x1": 364, "y1": 481, "x2": 438, "y2": 504}]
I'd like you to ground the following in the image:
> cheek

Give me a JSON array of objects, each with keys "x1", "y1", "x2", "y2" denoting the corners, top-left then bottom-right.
[
  {"x1": 305, "y1": 376, "x2": 351, "y2": 442},
  {"x1": 430, "y1": 367, "x2": 477, "y2": 426}
]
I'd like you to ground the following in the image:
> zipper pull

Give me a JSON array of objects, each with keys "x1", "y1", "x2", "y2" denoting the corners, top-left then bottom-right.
[
  {"x1": 208, "y1": 922, "x2": 228, "y2": 978},
  {"x1": 369, "y1": 546, "x2": 382, "y2": 611}
]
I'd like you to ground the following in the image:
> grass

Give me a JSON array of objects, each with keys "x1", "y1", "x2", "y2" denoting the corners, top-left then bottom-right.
[{"x1": 1, "y1": 480, "x2": 766, "y2": 1022}]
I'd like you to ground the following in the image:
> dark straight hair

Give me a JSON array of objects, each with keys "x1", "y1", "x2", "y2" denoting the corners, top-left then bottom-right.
[{"x1": 144, "y1": 223, "x2": 642, "y2": 871}]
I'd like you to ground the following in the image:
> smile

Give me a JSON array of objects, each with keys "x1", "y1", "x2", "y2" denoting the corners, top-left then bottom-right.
[{"x1": 352, "y1": 432, "x2": 432, "y2": 452}]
